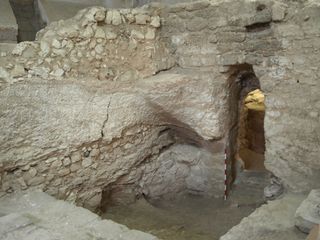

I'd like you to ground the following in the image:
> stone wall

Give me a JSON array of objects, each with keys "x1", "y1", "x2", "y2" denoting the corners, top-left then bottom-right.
[
  {"x1": 0, "y1": 5, "x2": 227, "y2": 209},
  {"x1": 0, "y1": 71, "x2": 227, "y2": 210},
  {"x1": 158, "y1": 0, "x2": 320, "y2": 192},
  {"x1": 0, "y1": 0, "x2": 319, "y2": 211}
]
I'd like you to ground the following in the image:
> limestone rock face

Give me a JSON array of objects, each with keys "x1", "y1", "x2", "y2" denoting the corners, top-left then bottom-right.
[
  {"x1": 163, "y1": 0, "x2": 320, "y2": 192},
  {"x1": 295, "y1": 189, "x2": 320, "y2": 233},
  {"x1": 220, "y1": 193, "x2": 307, "y2": 240},
  {"x1": 0, "y1": 191, "x2": 158, "y2": 240},
  {"x1": 0, "y1": 71, "x2": 227, "y2": 208},
  {"x1": 0, "y1": 5, "x2": 228, "y2": 208},
  {"x1": 0, "y1": 0, "x2": 320, "y2": 210},
  {"x1": 110, "y1": 144, "x2": 225, "y2": 201}
]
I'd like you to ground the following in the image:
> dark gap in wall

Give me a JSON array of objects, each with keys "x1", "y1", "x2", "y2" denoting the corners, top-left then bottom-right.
[
  {"x1": 245, "y1": 22, "x2": 271, "y2": 33},
  {"x1": 9, "y1": 0, "x2": 46, "y2": 42},
  {"x1": 227, "y1": 63, "x2": 266, "y2": 187},
  {"x1": 227, "y1": 64, "x2": 251, "y2": 186}
]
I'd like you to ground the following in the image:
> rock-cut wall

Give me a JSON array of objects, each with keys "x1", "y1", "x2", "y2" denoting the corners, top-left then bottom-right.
[
  {"x1": 158, "y1": 0, "x2": 320, "y2": 192},
  {"x1": 0, "y1": 0, "x2": 319, "y2": 210},
  {"x1": 0, "y1": 4, "x2": 227, "y2": 210}
]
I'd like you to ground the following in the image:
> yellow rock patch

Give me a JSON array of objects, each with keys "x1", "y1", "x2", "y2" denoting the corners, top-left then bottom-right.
[{"x1": 244, "y1": 89, "x2": 265, "y2": 111}]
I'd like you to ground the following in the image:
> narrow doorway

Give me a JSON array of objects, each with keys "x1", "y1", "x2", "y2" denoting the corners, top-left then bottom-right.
[
  {"x1": 227, "y1": 64, "x2": 267, "y2": 189},
  {"x1": 237, "y1": 88, "x2": 266, "y2": 171}
]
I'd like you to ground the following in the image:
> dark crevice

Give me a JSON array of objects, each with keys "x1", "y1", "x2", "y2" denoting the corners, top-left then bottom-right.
[
  {"x1": 245, "y1": 22, "x2": 271, "y2": 32},
  {"x1": 256, "y1": 4, "x2": 267, "y2": 12},
  {"x1": 100, "y1": 96, "x2": 113, "y2": 138}
]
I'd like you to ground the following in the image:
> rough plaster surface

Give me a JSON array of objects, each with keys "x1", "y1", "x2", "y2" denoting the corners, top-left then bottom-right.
[{"x1": 0, "y1": 0, "x2": 319, "y2": 211}]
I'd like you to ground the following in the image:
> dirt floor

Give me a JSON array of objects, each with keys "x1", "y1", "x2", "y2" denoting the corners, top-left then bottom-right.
[{"x1": 102, "y1": 171, "x2": 270, "y2": 240}]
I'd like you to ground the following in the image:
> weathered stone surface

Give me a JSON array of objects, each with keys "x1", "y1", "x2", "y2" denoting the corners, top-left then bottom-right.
[
  {"x1": 0, "y1": 70, "x2": 227, "y2": 207},
  {"x1": 272, "y1": 2, "x2": 287, "y2": 21},
  {"x1": 0, "y1": 191, "x2": 158, "y2": 240},
  {"x1": 10, "y1": 64, "x2": 25, "y2": 78},
  {"x1": 135, "y1": 14, "x2": 150, "y2": 25},
  {"x1": 295, "y1": 189, "x2": 320, "y2": 233},
  {"x1": 220, "y1": 193, "x2": 307, "y2": 240},
  {"x1": 0, "y1": 0, "x2": 319, "y2": 212},
  {"x1": 150, "y1": 16, "x2": 161, "y2": 28},
  {"x1": 117, "y1": 144, "x2": 224, "y2": 200}
]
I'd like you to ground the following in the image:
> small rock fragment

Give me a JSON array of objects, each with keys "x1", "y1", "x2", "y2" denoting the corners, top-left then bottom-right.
[
  {"x1": 50, "y1": 68, "x2": 65, "y2": 78},
  {"x1": 58, "y1": 168, "x2": 70, "y2": 176},
  {"x1": 17, "y1": 177, "x2": 28, "y2": 190},
  {"x1": 82, "y1": 158, "x2": 93, "y2": 168},
  {"x1": 106, "y1": 31, "x2": 117, "y2": 40},
  {"x1": 112, "y1": 10, "x2": 122, "y2": 25},
  {"x1": 94, "y1": 8, "x2": 106, "y2": 22},
  {"x1": 71, "y1": 152, "x2": 82, "y2": 163},
  {"x1": 63, "y1": 157, "x2": 71, "y2": 166},
  {"x1": 12, "y1": 42, "x2": 28, "y2": 56},
  {"x1": 95, "y1": 28, "x2": 106, "y2": 39},
  {"x1": 150, "y1": 16, "x2": 161, "y2": 28},
  {"x1": 272, "y1": 2, "x2": 287, "y2": 22},
  {"x1": 40, "y1": 40, "x2": 51, "y2": 56},
  {"x1": 51, "y1": 159, "x2": 62, "y2": 168},
  {"x1": 11, "y1": 64, "x2": 25, "y2": 78},
  {"x1": 135, "y1": 14, "x2": 150, "y2": 25},
  {"x1": 145, "y1": 28, "x2": 156, "y2": 40},
  {"x1": 28, "y1": 167, "x2": 37, "y2": 177},
  {"x1": 131, "y1": 30, "x2": 145, "y2": 40},
  {"x1": 52, "y1": 39, "x2": 62, "y2": 49},
  {"x1": 27, "y1": 176, "x2": 45, "y2": 186},
  {"x1": 126, "y1": 13, "x2": 135, "y2": 23}
]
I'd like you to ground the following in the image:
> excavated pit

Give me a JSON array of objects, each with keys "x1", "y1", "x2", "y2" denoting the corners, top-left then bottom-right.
[
  {"x1": 98, "y1": 65, "x2": 269, "y2": 240},
  {"x1": 101, "y1": 172, "x2": 269, "y2": 240},
  {"x1": 1, "y1": 1, "x2": 320, "y2": 240}
]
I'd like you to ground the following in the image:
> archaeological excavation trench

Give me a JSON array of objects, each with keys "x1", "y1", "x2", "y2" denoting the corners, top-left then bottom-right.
[{"x1": 0, "y1": 0, "x2": 319, "y2": 240}]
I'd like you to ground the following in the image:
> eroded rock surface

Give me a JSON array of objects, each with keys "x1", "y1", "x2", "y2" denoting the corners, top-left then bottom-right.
[
  {"x1": 220, "y1": 193, "x2": 307, "y2": 240},
  {"x1": 295, "y1": 189, "x2": 320, "y2": 234},
  {"x1": 0, "y1": 190, "x2": 158, "y2": 240}
]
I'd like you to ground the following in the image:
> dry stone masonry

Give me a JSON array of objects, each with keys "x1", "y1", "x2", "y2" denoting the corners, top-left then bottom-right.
[{"x1": 0, "y1": 0, "x2": 319, "y2": 215}]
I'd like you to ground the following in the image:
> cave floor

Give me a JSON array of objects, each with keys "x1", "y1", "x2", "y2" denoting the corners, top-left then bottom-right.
[{"x1": 102, "y1": 171, "x2": 270, "y2": 240}]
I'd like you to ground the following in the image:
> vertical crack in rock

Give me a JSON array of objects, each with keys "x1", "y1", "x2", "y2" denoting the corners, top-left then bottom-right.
[{"x1": 100, "y1": 96, "x2": 112, "y2": 138}]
